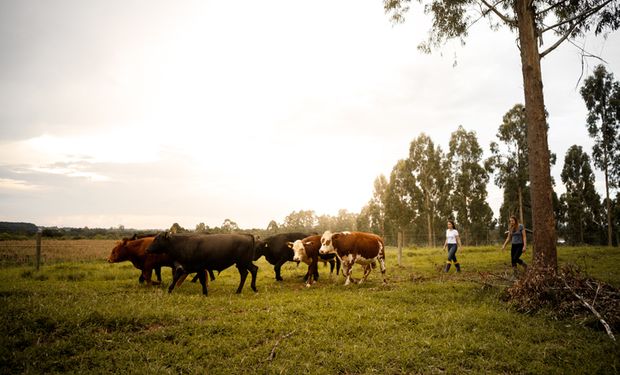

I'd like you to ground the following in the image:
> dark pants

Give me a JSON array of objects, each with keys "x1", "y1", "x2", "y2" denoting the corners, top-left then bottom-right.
[
  {"x1": 447, "y1": 244, "x2": 458, "y2": 263},
  {"x1": 511, "y1": 243, "x2": 525, "y2": 267}
]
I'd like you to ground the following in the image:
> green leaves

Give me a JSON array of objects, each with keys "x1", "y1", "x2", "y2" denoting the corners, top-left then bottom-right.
[{"x1": 580, "y1": 64, "x2": 620, "y2": 189}]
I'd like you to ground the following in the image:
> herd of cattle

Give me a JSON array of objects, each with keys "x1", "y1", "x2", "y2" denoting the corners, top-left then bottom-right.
[{"x1": 107, "y1": 231, "x2": 387, "y2": 296}]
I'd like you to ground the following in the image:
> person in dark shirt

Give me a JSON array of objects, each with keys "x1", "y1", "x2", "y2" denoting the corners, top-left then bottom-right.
[{"x1": 502, "y1": 215, "x2": 527, "y2": 276}]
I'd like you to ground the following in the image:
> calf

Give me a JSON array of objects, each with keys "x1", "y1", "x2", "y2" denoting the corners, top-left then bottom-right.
[
  {"x1": 289, "y1": 235, "x2": 340, "y2": 287},
  {"x1": 254, "y1": 232, "x2": 309, "y2": 281},
  {"x1": 319, "y1": 231, "x2": 386, "y2": 286},
  {"x1": 147, "y1": 232, "x2": 258, "y2": 296}
]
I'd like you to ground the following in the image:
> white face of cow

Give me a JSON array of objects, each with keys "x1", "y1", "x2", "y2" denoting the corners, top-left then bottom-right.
[
  {"x1": 319, "y1": 231, "x2": 335, "y2": 255},
  {"x1": 291, "y1": 240, "x2": 306, "y2": 262}
]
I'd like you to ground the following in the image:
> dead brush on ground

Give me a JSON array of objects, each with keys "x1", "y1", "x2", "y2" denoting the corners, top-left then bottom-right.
[{"x1": 504, "y1": 264, "x2": 620, "y2": 341}]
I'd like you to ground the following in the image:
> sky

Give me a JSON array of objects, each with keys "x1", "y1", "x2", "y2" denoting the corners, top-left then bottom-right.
[{"x1": 1, "y1": 0, "x2": 619, "y2": 230}]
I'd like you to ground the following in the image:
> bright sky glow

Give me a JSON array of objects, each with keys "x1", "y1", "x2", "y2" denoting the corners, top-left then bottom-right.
[{"x1": 1, "y1": 0, "x2": 619, "y2": 229}]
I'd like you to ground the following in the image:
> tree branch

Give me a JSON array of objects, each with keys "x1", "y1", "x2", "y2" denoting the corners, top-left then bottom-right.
[
  {"x1": 537, "y1": 0, "x2": 572, "y2": 17},
  {"x1": 267, "y1": 330, "x2": 296, "y2": 361},
  {"x1": 479, "y1": 0, "x2": 516, "y2": 25},
  {"x1": 540, "y1": 0, "x2": 613, "y2": 34},
  {"x1": 564, "y1": 279, "x2": 615, "y2": 341},
  {"x1": 540, "y1": 21, "x2": 580, "y2": 58}
]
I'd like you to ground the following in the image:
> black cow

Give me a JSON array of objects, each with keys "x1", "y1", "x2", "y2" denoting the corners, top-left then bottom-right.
[
  {"x1": 147, "y1": 232, "x2": 258, "y2": 296},
  {"x1": 253, "y1": 232, "x2": 309, "y2": 281}
]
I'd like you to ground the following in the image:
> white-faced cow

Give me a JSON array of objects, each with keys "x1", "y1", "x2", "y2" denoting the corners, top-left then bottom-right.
[
  {"x1": 146, "y1": 232, "x2": 258, "y2": 296},
  {"x1": 319, "y1": 231, "x2": 386, "y2": 286},
  {"x1": 288, "y1": 235, "x2": 340, "y2": 287},
  {"x1": 253, "y1": 232, "x2": 309, "y2": 281}
]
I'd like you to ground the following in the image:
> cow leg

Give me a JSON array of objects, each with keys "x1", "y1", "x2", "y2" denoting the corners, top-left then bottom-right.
[
  {"x1": 191, "y1": 273, "x2": 199, "y2": 283},
  {"x1": 144, "y1": 261, "x2": 161, "y2": 286},
  {"x1": 236, "y1": 264, "x2": 249, "y2": 294},
  {"x1": 342, "y1": 260, "x2": 354, "y2": 286},
  {"x1": 328, "y1": 259, "x2": 335, "y2": 276},
  {"x1": 175, "y1": 273, "x2": 189, "y2": 288},
  {"x1": 359, "y1": 264, "x2": 373, "y2": 284},
  {"x1": 192, "y1": 269, "x2": 214, "y2": 282},
  {"x1": 379, "y1": 256, "x2": 387, "y2": 285},
  {"x1": 138, "y1": 273, "x2": 145, "y2": 284},
  {"x1": 168, "y1": 266, "x2": 185, "y2": 294},
  {"x1": 141, "y1": 269, "x2": 153, "y2": 286},
  {"x1": 249, "y1": 264, "x2": 258, "y2": 292},
  {"x1": 154, "y1": 267, "x2": 162, "y2": 283},
  {"x1": 336, "y1": 257, "x2": 341, "y2": 275},
  {"x1": 274, "y1": 259, "x2": 287, "y2": 281},
  {"x1": 311, "y1": 260, "x2": 319, "y2": 284},
  {"x1": 197, "y1": 269, "x2": 208, "y2": 296}
]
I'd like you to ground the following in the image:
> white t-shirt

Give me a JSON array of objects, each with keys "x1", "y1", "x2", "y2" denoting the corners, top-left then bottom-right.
[{"x1": 446, "y1": 229, "x2": 459, "y2": 244}]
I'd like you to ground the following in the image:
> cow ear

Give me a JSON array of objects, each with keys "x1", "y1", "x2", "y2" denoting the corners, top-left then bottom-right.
[
  {"x1": 332, "y1": 233, "x2": 341, "y2": 240},
  {"x1": 286, "y1": 241, "x2": 294, "y2": 249}
]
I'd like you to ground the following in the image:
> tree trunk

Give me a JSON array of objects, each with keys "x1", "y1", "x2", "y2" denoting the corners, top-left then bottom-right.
[
  {"x1": 426, "y1": 194, "x2": 433, "y2": 247},
  {"x1": 518, "y1": 185, "x2": 524, "y2": 228},
  {"x1": 515, "y1": 0, "x2": 557, "y2": 271},
  {"x1": 397, "y1": 229, "x2": 403, "y2": 266},
  {"x1": 604, "y1": 152, "x2": 612, "y2": 247}
]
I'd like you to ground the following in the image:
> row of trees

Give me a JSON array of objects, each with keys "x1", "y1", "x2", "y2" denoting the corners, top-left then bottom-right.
[{"x1": 355, "y1": 64, "x2": 620, "y2": 248}]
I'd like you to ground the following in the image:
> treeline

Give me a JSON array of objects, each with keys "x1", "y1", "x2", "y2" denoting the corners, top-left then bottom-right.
[{"x1": 0, "y1": 223, "x2": 160, "y2": 241}]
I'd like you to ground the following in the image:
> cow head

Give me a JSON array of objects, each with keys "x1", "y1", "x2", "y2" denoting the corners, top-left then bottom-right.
[
  {"x1": 107, "y1": 238, "x2": 130, "y2": 262},
  {"x1": 146, "y1": 231, "x2": 171, "y2": 254},
  {"x1": 253, "y1": 239, "x2": 268, "y2": 261},
  {"x1": 288, "y1": 240, "x2": 308, "y2": 263},
  {"x1": 319, "y1": 231, "x2": 336, "y2": 255}
]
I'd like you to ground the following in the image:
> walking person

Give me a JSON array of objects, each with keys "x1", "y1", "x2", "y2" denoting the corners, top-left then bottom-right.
[
  {"x1": 442, "y1": 220, "x2": 462, "y2": 272},
  {"x1": 502, "y1": 215, "x2": 528, "y2": 276}
]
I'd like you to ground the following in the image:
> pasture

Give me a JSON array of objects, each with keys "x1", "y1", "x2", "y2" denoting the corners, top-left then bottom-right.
[{"x1": 1, "y1": 240, "x2": 619, "y2": 374}]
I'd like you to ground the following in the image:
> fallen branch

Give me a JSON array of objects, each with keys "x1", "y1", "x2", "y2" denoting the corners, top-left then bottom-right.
[
  {"x1": 267, "y1": 330, "x2": 296, "y2": 361},
  {"x1": 564, "y1": 279, "x2": 615, "y2": 341}
]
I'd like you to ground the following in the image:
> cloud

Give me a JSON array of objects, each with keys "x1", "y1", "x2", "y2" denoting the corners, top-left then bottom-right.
[
  {"x1": 0, "y1": 178, "x2": 39, "y2": 191},
  {"x1": 29, "y1": 162, "x2": 110, "y2": 182}
]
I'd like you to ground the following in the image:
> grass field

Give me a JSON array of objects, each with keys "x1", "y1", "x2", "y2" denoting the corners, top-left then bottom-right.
[{"x1": 1, "y1": 240, "x2": 619, "y2": 374}]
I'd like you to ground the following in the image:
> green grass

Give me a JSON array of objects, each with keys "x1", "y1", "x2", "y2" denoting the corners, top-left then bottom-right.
[{"x1": 1, "y1": 243, "x2": 619, "y2": 374}]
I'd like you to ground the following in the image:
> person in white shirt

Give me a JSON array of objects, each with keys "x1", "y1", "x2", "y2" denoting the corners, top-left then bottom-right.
[{"x1": 442, "y1": 220, "x2": 462, "y2": 272}]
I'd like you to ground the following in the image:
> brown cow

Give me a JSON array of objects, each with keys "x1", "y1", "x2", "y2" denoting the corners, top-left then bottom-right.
[
  {"x1": 108, "y1": 236, "x2": 216, "y2": 287},
  {"x1": 318, "y1": 231, "x2": 386, "y2": 286},
  {"x1": 107, "y1": 236, "x2": 174, "y2": 285},
  {"x1": 288, "y1": 235, "x2": 340, "y2": 287}
]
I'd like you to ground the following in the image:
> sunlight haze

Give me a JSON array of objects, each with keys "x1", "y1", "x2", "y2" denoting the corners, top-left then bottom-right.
[{"x1": 1, "y1": 0, "x2": 619, "y2": 229}]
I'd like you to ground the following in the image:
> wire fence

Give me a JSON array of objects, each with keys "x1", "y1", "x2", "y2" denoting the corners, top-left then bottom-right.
[
  {"x1": 1, "y1": 229, "x2": 614, "y2": 268},
  {"x1": 0, "y1": 239, "x2": 116, "y2": 267}
]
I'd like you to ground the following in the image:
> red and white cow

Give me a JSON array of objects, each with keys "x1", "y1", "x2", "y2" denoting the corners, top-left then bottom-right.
[
  {"x1": 319, "y1": 231, "x2": 386, "y2": 286},
  {"x1": 288, "y1": 235, "x2": 340, "y2": 287}
]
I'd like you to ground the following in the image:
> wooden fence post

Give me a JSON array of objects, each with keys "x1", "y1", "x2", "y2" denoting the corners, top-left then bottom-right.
[{"x1": 35, "y1": 229, "x2": 42, "y2": 271}]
